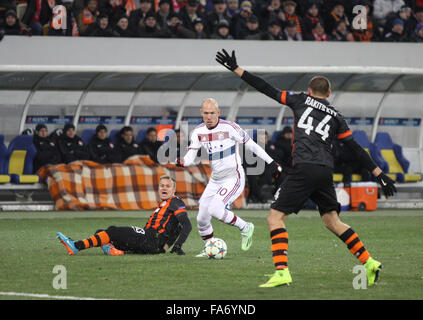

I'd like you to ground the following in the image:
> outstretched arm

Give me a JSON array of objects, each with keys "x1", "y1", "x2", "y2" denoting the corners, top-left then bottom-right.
[
  {"x1": 342, "y1": 138, "x2": 396, "y2": 198},
  {"x1": 244, "y1": 139, "x2": 273, "y2": 164},
  {"x1": 216, "y1": 49, "x2": 283, "y2": 104}
]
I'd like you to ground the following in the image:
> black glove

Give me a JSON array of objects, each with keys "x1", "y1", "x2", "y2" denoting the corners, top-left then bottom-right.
[
  {"x1": 216, "y1": 49, "x2": 238, "y2": 71},
  {"x1": 170, "y1": 244, "x2": 185, "y2": 255},
  {"x1": 375, "y1": 172, "x2": 396, "y2": 198},
  {"x1": 269, "y1": 161, "x2": 282, "y2": 180}
]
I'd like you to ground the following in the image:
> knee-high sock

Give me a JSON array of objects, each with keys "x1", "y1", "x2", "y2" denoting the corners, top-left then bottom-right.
[
  {"x1": 270, "y1": 228, "x2": 288, "y2": 270},
  {"x1": 218, "y1": 208, "x2": 248, "y2": 232},
  {"x1": 197, "y1": 203, "x2": 214, "y2": 241},
  {"x1": 74, "y1": 231, "x2": 110, "y2": 250},
  {"x1": 339, "y1": 227, "x2": 370, "y2": 264}
]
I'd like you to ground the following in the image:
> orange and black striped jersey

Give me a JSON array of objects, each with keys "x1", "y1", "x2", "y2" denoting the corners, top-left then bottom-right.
[
  {"x1": 279, "y1": 91, "x2": 352, "y2": 168},
  {"x1": 145, "y1": 196, "x2": 187, "y2": 234}
]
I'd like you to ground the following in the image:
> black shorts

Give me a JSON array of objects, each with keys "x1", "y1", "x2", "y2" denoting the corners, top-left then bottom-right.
[
  {"x1": 271, "y1": 163, "x2": 340, "y2": 216},
  {"x1": 102, "y1": 226, "x2": 163, "y2": 254}
]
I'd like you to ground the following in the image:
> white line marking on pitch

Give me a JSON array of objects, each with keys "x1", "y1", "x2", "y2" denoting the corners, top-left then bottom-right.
[{"x1": 0, "y1": 291, "x2": 110, "y2": 300}]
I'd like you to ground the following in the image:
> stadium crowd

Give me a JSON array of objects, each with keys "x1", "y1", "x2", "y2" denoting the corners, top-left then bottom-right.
[{"x1": 0, "y1": 0, "x2": 422, "y2": 41}]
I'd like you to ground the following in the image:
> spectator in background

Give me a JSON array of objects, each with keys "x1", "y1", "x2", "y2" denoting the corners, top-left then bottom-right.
[
  {"x1": 48, "y1": 0, "x2": 80, "y2": 36},
  {"x1": 211, "y1": 18, "x2": 232, "y2": 38},
  {"x1": 384, "y1": 17, "x2": 408, "y2": 41},
  {"x1": 373, "y1": 0, "x2": 405, "y2": 27},
  {"x1": 57, "y1": 124, "x2": 90, "y2": 164},
  {"x1": 102, "y1": 0, "x2": 128, "y2": 28},
  {"x1": 0, "y1": 9, "x2": 28, "y2": 35},
  {"x1": 410, "y1": 21, "x2": 423, "y2": 41},
  {"x1": 77, "y1": 0, "x2": 99, "y2": 35},
  {"x1": 244, "y1": 131, "x2": 283, "y2": 203},
  {"x1": 156, "y1": 0, "x2": 174, "y2": 30},
  {"x1": 261, "y1": 18, "x2": 284, "y2": 40},
  {"x1": 330, "y1": 19, "x2": 354, "y2": 41},
  {"x1": 140, "y1": 127, "x2": 163, "y2": 163},
  {"x1": 259, "y1": 0, "x2": 284, "y2": 31},
  {"x1": 179, "y1": 0, "x2": 204, "y2": 32},
  {"x1": 129, "y1": 0, "x2": 154, "y2": 32},
  {"x1": 137, "y1": 11, "x2": 167, "y2": 37},
  {"x1": 282, "y1": 19, "x2": 302, "y2": 40},
  {"x1": 113, "y1": 14, "x2": 134, "y2": 36},
  {"x1": 87, "y1": 124, "x2": 120, "y2": 164},
  {"x1": 239, "y1": 14, "x2": 261, "y2": 39},
  {"x1": 229, "y1": 0, "x2": 252, "y2": 38},
  {"x1": 21, "y1": 0, "x2": 55, "y2": 35},
  {"x1": 164, "y1": 12, "x2": 195, "y2": 37},
  {"x1": 0, "y1": 0, "x2": 16, "y2": 25},
  {"x1": 205, "y1": 0, "x2": 232, "y2": 35},
  {"x1": 323, "y1": 1, "x2": 349, "y2": 35},
  {"x1": 408, "y1": 6, "x2": 423, "y2": 36},
  {"x1": 33, "y1": 124, "x2": 62, "y2": 172},
  {"x1": 164, "y1": 128, "x2": 187, "y2": 162},
  {"x1": 302, "y1": 2, "x2": 321, "y2": 35},
  {"x1": 281, "y1": 0, "x2": 305, "y2": 37},
  {"x1": 384, "y1": 4, "x2": 412, "y2": 36},
  {"x1": 304, "y1": 19, "x2": 328, "y2": 41},
  {"x1": 274, "y1": 126, "x2": 292, "y2": 170},
  {"x1": 84, "y1": 12, "x2": 115, "y2": 36},
  {"x1": 193, "y1": 16, "x2": 209, "y2": 38},
  {"x1": 226, "y1": 0, "x2": 238, "y2": 18},
  {"x1": 172, "y1": 0, "x2": 189, "y2": 13},
  {"x1": 115, "y1": 126, "x2": 142, "y2": 162}
]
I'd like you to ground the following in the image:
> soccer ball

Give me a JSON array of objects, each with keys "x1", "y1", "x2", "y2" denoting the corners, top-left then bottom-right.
[{"x1": 205, "y1": 238, "x2": 227, "y2": 259}]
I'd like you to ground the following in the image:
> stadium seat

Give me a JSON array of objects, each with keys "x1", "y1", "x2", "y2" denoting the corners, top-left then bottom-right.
[
  {"x1": 7, "y1": 135, "x2": 40, "y2": 184},
  {"x1": 81, "y1": 129, "x2": 96, "y2": 144},
  {"x1": 0, "y1": 135, "x2": 11, "y2": 183},
  {"x1": 374, "y1": 132, "x2": 422, "y2": 183},
  {"x1": 136, "y1": 129, "x2": 147, "y2": 144},
  {"x1": 271, "y1": 130, "x2": 281, "y2": 144},
  {"x1": 352, "y1": 130, "x2": 390, "y2": 176},
  {"x1": 109, "y1": 129, "x2": 120, "y2": 145}
]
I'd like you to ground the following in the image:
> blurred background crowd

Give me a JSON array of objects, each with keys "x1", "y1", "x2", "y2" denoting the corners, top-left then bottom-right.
[{"x1": 0, "y1": 0, "x2": 422, "y2": 41}]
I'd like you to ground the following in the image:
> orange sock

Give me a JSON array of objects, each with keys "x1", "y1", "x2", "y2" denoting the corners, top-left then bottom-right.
[
  {"x1": 339, "y1": 228, "x2": 370, "y2": 264},
  {"x1": 78, "y1": 231, "x2": 110, "y2": 250},
  {"x1": 270, "y1": 228, "x2": 288, "y2": 270}
]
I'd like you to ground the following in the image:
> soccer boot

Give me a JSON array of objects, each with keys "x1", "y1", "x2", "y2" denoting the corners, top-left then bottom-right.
[
  {"x1": 364, "y1": 257, "x2": 382, "y2": 286},
  {"x1": 101, "y1": 243, "x2": 124, "y2": 256},
  {"x1": 57, "y1": 232, "x2": 79, "y2": 255},
  {"x1": 195, "y1": 247, "x2": 208, "y2": 258},
  {"x1": 241, "y1": 222, "x2": 254, "y2": 251},
  {"x1": 259, "y1": 268, "x2": 292, "y2": 288}
]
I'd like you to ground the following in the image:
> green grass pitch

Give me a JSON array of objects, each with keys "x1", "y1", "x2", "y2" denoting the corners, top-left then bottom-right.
[{"x1": 0, "y1": 209, "x2": 422, "y2": 300}]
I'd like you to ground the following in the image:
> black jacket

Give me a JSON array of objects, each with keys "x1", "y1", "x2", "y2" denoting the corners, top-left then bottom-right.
[
  {"x1": 84, "y1": 21, "x2": 115, "y2": 37},
  {"x1": 115, "y1": 138, "x2": 142, "y2": 163},
  {"x1": 140, "y1": 139, "x2": 162, "y2": 163},
  {"x1": 33, "y1": 135, "x2": 62, "y2": 172},
  {"x1": 21, "y1": 0, "x2": 53, "y2": 26},
  {"x1": 57, "y1": 135, "x2": 90, "y2": 164},
  {"x1": 0, "y1": 20, "x2": 21, "y2": 35},
  {"x1": 87, "y1": 136, "x2": 120, "y2": 164}
]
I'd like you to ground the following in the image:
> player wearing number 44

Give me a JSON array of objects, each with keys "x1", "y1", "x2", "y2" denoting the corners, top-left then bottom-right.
[
  {"x1": 216, "y1": 49, "x2": 397, "y2": 288},
  {"x1": 176, "y1": 98, "x2": 282, "y2": 257}
]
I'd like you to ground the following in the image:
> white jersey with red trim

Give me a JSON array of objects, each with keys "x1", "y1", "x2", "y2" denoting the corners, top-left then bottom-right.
[{"x1": 187, "y1": 119, "x2": 250, "y2": 178}]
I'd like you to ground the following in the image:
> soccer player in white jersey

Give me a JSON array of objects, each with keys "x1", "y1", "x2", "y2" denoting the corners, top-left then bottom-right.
[{"x1": 177, "y1": 98, "x2": 282, "y2": 256}]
